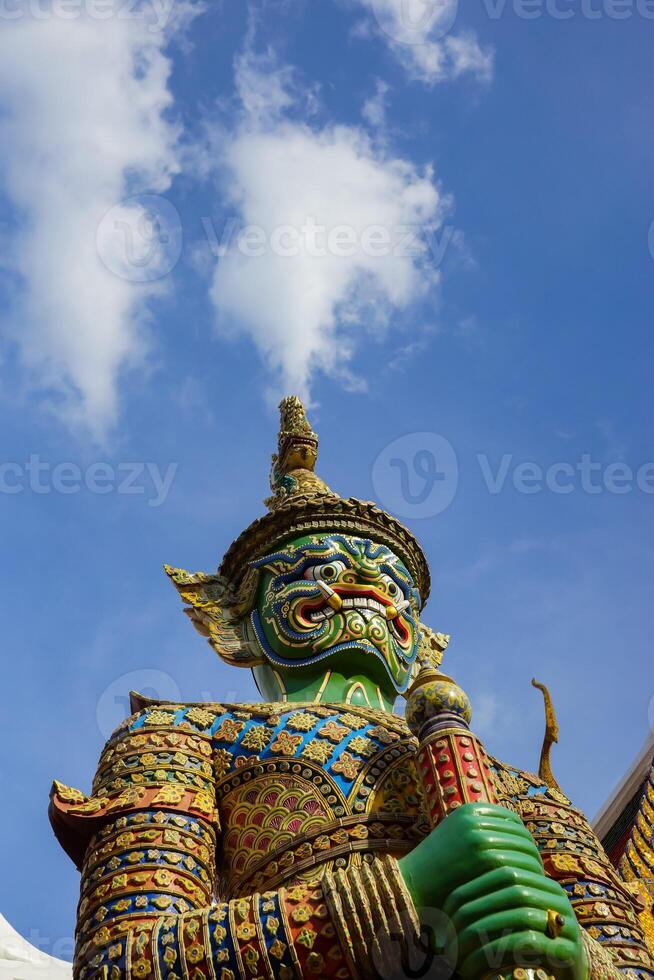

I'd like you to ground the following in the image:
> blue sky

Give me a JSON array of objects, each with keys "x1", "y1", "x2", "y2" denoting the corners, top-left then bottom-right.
[{"x1": 1, "y1": 0, "x2": 653, "y2": 956}]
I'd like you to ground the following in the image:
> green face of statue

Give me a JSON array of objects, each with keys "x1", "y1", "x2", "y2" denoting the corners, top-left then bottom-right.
[{"x1": 250, "y1": 533, "x2": 421, "y2": 692}]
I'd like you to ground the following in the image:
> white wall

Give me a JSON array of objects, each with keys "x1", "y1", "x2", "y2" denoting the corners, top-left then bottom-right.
[{"x1": 0, "y1": 916, "x2": 71, "y2": 980}]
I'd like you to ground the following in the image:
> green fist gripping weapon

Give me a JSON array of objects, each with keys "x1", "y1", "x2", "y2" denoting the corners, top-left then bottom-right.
[{"x1": 405, "y1": 669, "x2": 559, "y2": 980}]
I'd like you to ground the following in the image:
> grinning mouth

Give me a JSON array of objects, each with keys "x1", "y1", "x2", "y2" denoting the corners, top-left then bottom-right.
[
  {"x1": 308, "y1": 595, "x2": 388, "y2": 621},
  {"x1": 297, "y1": 587, "x2": 410, "y2": 643}
]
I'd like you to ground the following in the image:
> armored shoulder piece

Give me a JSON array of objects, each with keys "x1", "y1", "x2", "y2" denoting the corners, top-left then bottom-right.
[{"x1": 50, "y1": 700, "x2": 223, "y2": 869}]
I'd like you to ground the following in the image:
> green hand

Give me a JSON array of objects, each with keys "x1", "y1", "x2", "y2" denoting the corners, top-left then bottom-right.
[{"x1": 398, "y1": 803, "x2": 589, "y2": 980}]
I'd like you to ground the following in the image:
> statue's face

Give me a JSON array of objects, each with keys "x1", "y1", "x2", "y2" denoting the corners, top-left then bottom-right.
[{"x1": 251, "y1": 533, "x2": 421, "y2": 692}]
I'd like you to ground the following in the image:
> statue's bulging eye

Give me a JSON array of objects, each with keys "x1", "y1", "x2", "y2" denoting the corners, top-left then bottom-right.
[
  {"x1": 380, "y1": 574, "x2": 402, "y2": 599},
  {"x1": 304, "y1": 560, "x2": 347, "y2": 582}
]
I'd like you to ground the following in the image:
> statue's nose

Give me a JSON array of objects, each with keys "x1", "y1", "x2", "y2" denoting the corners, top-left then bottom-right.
[{"x1": 358, "y1": 562, "x2": 380, "y2": 583}]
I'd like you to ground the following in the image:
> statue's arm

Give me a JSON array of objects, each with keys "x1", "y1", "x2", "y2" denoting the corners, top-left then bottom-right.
[
  {"x1": 512, "y1": 783, "x2": 654, "y2": 978},
  {"x1": 50, "y1": 709, "x2": 418, "y2": 980}
]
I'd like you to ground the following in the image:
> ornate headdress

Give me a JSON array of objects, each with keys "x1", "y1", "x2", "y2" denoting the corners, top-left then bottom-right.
[
  {"x1": 221, "y1": 396, "x2": 430, "y2": 598},
  {"x1": 166, "y1": 397, "x2": 447, "y2": 674}
]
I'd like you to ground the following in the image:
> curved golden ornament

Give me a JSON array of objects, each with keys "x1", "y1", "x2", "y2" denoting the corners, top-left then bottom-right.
[{"x1": 531, "y1": 678, "x2": 563, "y2": 795}]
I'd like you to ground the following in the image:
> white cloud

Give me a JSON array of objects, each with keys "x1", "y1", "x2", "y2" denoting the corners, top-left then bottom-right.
[
  {"x1": 0, "y1": 2, "x2": 198, "y2": 438},
  {"x1": 233, "y1": 42, "x2": 297, "y2": 124},
  {"x1": 353, "y1": 0, "x2": 493, "y2": 85},
  {"x1": 362, "y1": 78, "x2": 391, "y2": 128},
  {"x1": 209, "y1": 46, "x2": 445, "y2": 400}
]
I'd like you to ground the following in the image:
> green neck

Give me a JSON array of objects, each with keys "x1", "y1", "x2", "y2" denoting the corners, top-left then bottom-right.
[{"x1": 252, "y1": 663, "x2": 397, "y2": 712}]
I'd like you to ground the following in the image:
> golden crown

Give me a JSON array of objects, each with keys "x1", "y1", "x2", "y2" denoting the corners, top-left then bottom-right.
[{"x1": 218, "y1": 396, "x2": 431, "y2": 603}]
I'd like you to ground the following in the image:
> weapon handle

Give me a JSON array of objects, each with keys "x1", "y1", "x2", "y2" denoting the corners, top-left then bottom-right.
[
  {"x1": 413, "y1": 711, "x2": 555, "y2": 980},
  {"x1": 415, "y1": 713, "x2": 500, "y2": 821}
]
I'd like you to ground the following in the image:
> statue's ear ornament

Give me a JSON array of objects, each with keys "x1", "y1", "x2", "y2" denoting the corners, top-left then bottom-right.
[
  {"x1": 407, "y1": 625, "x2": 451, "y2": 688},
  {"x1": 164, "y1": 564, "x2": 262, "y2": 668}
]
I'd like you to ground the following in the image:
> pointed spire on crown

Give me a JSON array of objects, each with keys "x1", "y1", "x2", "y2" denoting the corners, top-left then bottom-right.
[
  {"x1": 276, "y1": 395, "x2": 318, "y2": 473},
  {"x1": 266, "y1": 396, "x2": 337, "y2": 509}
]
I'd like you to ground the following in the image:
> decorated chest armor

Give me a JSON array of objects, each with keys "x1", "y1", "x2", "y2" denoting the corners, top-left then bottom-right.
[{"x1": 50, "y1": 398, "x2": 654, "y2": 980}]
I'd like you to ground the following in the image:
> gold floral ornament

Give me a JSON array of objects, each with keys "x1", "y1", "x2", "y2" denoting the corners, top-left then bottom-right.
[
  {"x1": 51, "y1": 781, "x2": 85, "y2": 805},
  {"x1": 332, "y1": 753, "x2": 361, "y2": 780},
  {"x1": 185, "y1": 707, "x2": 216, "y2": 730},
  {"x1": 152, "y1": 785, "x2": 186, "y2": 806},
  {"x1": 301, "y1": 741, "x2": 333, "y2": 764}
]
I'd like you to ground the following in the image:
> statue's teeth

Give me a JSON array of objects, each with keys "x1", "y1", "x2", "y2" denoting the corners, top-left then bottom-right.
[
  {"x1": 309, "y1": 607, "x2": 335, "y2": 622},
  {"x1": 337, "y1": 596, "x2": 393, "y2": 616}
]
